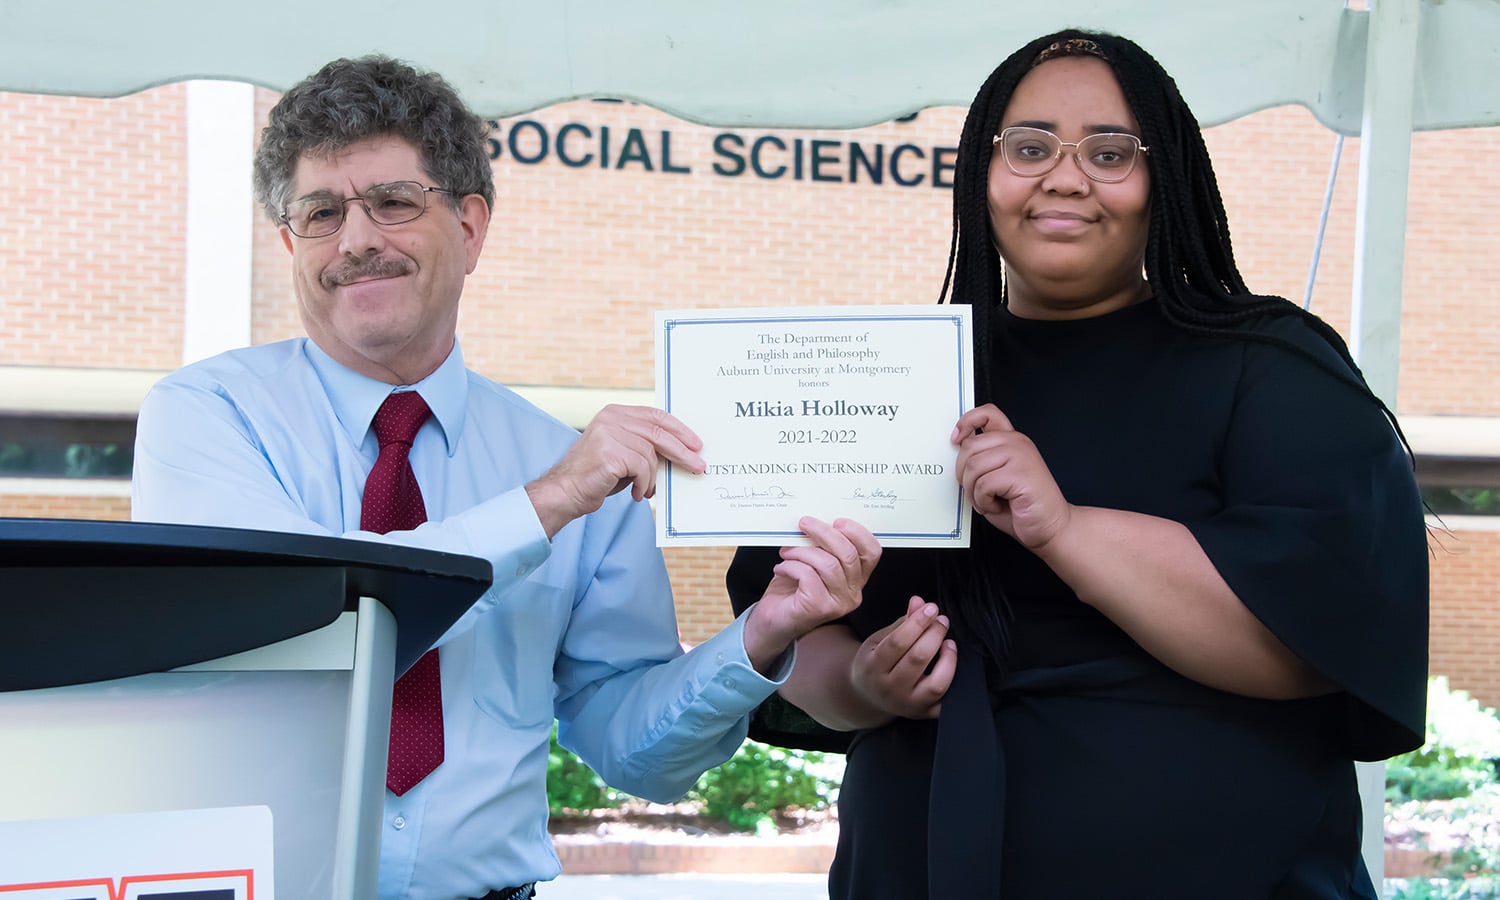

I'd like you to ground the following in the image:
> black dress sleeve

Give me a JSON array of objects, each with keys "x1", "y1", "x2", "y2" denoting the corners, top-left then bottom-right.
[{"x1": 1184, "y1": 316, "x2": 1428, "y2": 760}]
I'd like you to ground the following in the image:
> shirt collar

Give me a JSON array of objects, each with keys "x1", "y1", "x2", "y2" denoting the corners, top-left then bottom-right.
[{"x1": 303, "y1": 339, "x2": 469, "y2": 457}]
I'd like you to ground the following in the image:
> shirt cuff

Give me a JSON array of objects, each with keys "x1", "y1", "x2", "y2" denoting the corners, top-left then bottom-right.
[
  {"x1": 694, "y1": 604, "x2": 797, "y2": 693},
  {"x1": 437, "y1": 486, "x2": 552, "y2": 642},
  {"x1": 452, "y1": 485, "x2": 551, "y2": 582}
]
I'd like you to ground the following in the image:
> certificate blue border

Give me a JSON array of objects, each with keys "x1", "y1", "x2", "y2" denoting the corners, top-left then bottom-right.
[{"x1": 660, "y1": 312, "x2": 969, "y2": 542}]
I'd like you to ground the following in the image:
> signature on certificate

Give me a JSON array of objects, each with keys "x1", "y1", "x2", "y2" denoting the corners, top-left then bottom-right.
[
  {"x1": 715, "y1": 485, "x2": 794, "y2": 502},
  {"x1": 850, "y1": 486, "x2": 911, "y2": 510}
]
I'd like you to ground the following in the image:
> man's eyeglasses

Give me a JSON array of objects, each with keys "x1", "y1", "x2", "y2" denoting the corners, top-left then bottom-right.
[
  {"x1": 991, "y1": 127, "x2": 1149, "y2": 184},
  {"x1": 280, "y1": 181, "x2": 457, "y2": 238}
]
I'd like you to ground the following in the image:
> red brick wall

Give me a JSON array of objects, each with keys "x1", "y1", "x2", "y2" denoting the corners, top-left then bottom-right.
[
  {"x1": 0, "y1": 492, "x2": 130, "y2": 520},
  {"x1": 250, "y1": 87, "x2": 302, "y2": 347},
  {"x1": 0, "y1": 87, "x2": 188, "y2": 369},
  {"x1": 665, "y1": 546, "x2": 739, "y2": 642},
  {"x1": 1429, "y1": 529, "x2": 1500, "y2": 703},
  {"x1": 2, "y1": 86, "x2": 1497, "y2": 706},
  {"x1": 1206, "y1": 108, "x2": 1500, "y2": 415}
]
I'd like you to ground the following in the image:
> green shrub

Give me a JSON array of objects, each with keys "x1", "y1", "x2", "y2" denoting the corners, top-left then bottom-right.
[
  {"x1": 1387, "y1": 677, "x2": 1500, "y2": 804},
  {"x1": 689, "y1": 739, "x2": 836, "y2": 833},
  {"x1": 1389, "y1": 784, "x2": 1500, "y2": 896},
  {"x1": 1387, "y1": 679, "x2": 1500, "y2": 898},
  {"x1": 546, "y1": 727, "x2": 619, "y2": 815},
  {"x1": 1392, "y1": 877, "x2": 1500, "y2": 900},
  {"x1": 544, "y1": 729, "x2": 840, "y2": 832}
]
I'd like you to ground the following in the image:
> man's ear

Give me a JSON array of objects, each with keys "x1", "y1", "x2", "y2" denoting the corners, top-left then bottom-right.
[{"x1": 459, "y1": 194, "x2": 491, "y2": 275}]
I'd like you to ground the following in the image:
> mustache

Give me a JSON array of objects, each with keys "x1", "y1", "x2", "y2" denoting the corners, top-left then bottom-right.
[{"x1": 321, "y1": 255, "x2": 412, "y2": 289}]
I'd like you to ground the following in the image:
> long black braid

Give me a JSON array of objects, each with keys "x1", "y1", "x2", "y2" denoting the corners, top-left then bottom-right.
[{"x1": 937, "y1": 28, "x2": 1414, "y2": 679}]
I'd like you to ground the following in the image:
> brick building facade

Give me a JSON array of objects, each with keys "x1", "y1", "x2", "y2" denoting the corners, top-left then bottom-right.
[{"x1": 2, "y1": 85, "x2": 1497, "y2": 705}]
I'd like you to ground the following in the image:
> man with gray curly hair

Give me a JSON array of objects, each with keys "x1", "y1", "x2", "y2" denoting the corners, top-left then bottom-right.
[{"x1": 132, "y1": 56, "x2": 878, "y2": 900}]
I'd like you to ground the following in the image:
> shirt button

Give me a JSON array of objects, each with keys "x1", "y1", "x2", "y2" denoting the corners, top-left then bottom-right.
[
  {"x1": 393, "y1": 815, "x2": 406, "y2": 830},
  {"x1": 715, "y1": 652, "x2": 726, "y2": 664},
  {"x1": 724, "y1": 678, "x2": 737, "y2": 690},
  {"x1": 516, "y1": 564, "x2": 531, "y2": 577}
]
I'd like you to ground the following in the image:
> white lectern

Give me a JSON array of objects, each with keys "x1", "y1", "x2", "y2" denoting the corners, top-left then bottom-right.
[{"x1": 0, "y1": 518, "x2": 491, "y2": 900}]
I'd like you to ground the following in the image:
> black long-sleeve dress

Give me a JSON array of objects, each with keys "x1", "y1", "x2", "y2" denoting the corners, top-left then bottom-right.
[{"x1": 727, "y1": 299, "x2": 1428, "y2": 899}]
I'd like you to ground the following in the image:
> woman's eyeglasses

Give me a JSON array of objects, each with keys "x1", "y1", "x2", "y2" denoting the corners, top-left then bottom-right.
[{"x1": 992, "y1": 127, "x2": 1149, "y2": 184}]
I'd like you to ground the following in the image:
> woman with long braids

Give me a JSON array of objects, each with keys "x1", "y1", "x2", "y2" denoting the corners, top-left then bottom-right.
[{"x1": 727, "y1": 28, "x2": 1428, "y2": 899}]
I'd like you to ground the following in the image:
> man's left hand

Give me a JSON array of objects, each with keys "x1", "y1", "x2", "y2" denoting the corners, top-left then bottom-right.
[{"x1": 743, "y1": 517, "x2": 881, "y2": 674}]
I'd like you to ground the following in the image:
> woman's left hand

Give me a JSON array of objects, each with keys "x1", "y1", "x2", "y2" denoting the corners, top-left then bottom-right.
[{"x1": 952, "y1": 404, "x2": 1072, "y2": 551}]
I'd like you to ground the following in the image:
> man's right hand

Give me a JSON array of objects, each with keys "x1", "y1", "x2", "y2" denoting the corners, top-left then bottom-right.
[{"x1": 525, "y1": 404, "x2": 704, "y2": 539}]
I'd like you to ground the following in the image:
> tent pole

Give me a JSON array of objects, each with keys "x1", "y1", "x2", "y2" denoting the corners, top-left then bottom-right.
[
  {"x1": 1350, "y1": 0, "x2": 1419, "y2": 407},
  {"x1": 1350, "y1": 0, "x2": 1421, "y2": 889}
]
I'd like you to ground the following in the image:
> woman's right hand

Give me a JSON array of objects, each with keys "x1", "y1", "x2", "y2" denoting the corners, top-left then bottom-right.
[{"x1": 849, "y1": 595, "x2": 958, "y2": 720}]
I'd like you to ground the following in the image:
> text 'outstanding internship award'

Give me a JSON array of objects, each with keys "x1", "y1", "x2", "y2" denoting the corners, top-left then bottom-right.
[{"x1": 654, "y1": 305, "x2": 974, "y2": 548}]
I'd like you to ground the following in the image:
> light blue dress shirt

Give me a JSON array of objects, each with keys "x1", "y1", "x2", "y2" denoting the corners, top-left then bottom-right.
[{"x1": 132, "y1": 338, "x2": 789, "y2": 900}]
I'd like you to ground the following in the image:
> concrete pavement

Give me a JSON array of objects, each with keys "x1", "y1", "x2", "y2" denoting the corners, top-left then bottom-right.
[{"x1": 537, "y1": 873, "x2": 828, "y2": 899}]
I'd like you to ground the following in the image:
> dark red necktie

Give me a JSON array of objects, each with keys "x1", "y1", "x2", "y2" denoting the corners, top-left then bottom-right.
[{"x1": 362, "y1": 390, "x2": 444, "y2": 796}]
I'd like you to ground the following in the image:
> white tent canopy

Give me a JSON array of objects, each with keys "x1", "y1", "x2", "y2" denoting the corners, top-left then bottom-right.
[{"x1": 2, "y1": 0, "x2": 1496, "y2": 132}]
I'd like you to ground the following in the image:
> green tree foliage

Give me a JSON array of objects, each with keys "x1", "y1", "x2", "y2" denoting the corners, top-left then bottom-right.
[
  {"x1": 546, "y1": 728, "x2": 838, "y2": 833},
  {"x1": 688, "y1": 740, "x2": 832, "y2": 833},
  {"x1": 1388, "y1": 678, "x2": 1500, "y2": 899},
  {"x1": 1388, "y1": 677, "x2": 1500, "y2": 803},
  {"x1": 546, "y1": 728, "x2": 619, "y2": 815}
]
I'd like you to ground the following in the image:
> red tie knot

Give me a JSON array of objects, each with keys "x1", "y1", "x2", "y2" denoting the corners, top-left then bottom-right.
[{"x1": 373, "y1": 391, "x2": 431, "y2": 449}]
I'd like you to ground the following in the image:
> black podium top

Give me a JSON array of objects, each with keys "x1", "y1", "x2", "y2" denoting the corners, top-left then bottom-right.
[{"x1": 0, "y1": 517, "x2": 493, "y2": 691}]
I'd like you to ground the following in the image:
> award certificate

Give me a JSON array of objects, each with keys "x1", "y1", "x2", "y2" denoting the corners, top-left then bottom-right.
[{"x1": 654, "y1": 305, "x2": 973, "y2": 547}]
